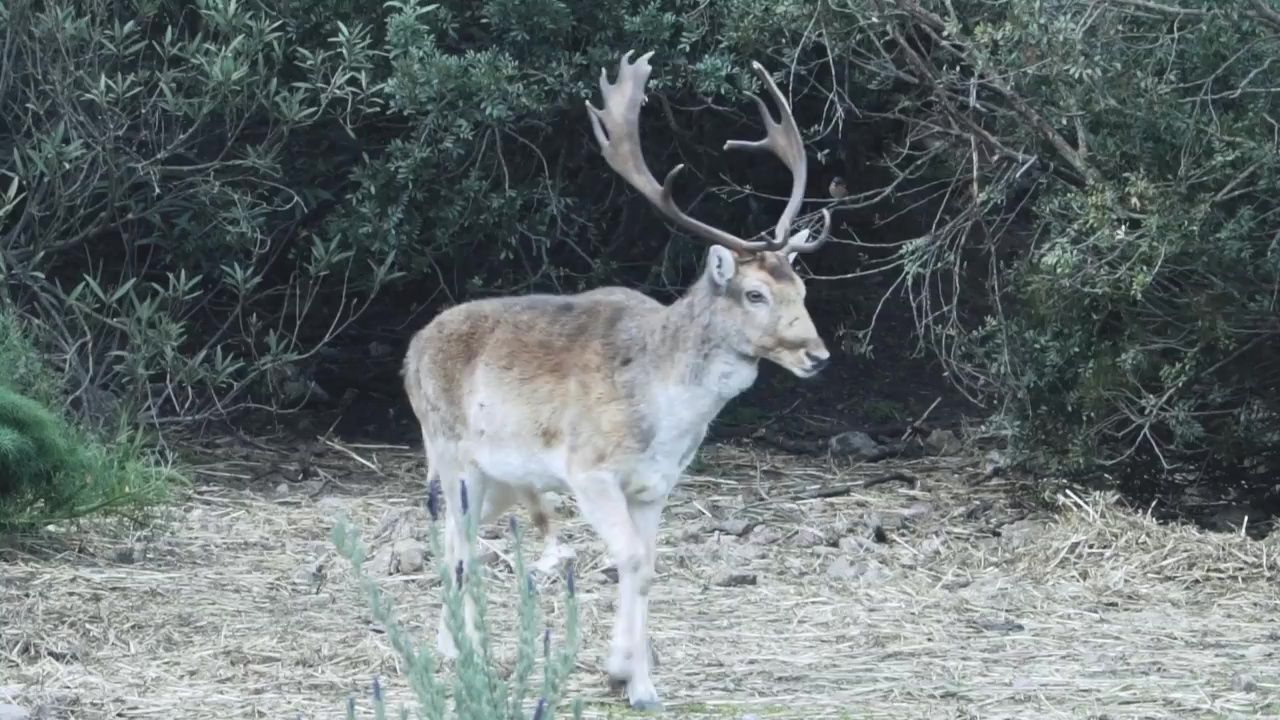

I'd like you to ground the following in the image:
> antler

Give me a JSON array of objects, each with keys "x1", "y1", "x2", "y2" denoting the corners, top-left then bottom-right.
[
  {"x1": 586, "y1": 51, "x2": 830, "y2": 257},
  {"x1": 726, "y1": 61, "x2": 831, "y2": 256}
]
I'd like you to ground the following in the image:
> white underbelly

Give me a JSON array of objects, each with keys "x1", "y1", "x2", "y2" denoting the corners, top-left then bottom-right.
[{"x1": 470, "y1": 443, "x2": 571, "y2": 493}]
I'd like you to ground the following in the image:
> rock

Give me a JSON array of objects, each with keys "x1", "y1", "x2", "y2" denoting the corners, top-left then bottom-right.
[
  {"x1": 710, "y1": 570, "x2": 758, "y2": 587},
  {"x1": 902, "y1": 502, "x2": 933, "y2": 522},
  {"x1": 316, "y1": 496, "x2": 345, "y2": 513},
  {"x1": 299, "y1": 479, "x2": 326, "y2": 496},
  {"x1": 829, "y1": 431, "x2": 888, "y2": 460},
  {"x1": 746, "y1": 525, "x2": 785, "y2": 545},
  {"x1": 294, "y1": 559, "x2": 327, "y2": 589},
  {"x1": 372, "y1": 539, "x2": 427, "y2": 575},
  {"x1": 923, "y1": 429, "x2": 962, "y2": 456},
  {"x1": 0, "y1": 703, "x2": 29, "y2": 720},
  {"x1": 975, "y1": 619, "x2": 1025, "y2": 634},
  {"x1": 918, "y1": 534, "x2": 946, "y2": 557},
  {"x1": 793, "y1": 527, "x2": 831, "y2": 548},
  {"x1": 393, "y1": 539, "x2": 427, "y2": 573},
  {"x1": 272, "y1": 482, "x2": 290, "y2": 498},
  {"x1": 984, "y1": 449, "x2": 1007, "y2": 476},
  {"x1": 838, "y1": 535, "x2": 878, "y2": 554},
  {"x1": 1231, "y1": 673, "x2": 1258, "y2": 692},
  {"x1": 999, "y1": 519, "x2": 1046, "y2": 549},
  {"x1": 714, "y1": 518, "x2": 754, "y2": 537},
  {"x1": 826, "y1": 557, "x2": 890, "y2": 583},
  {"x1": 113, "y1": 543, "x2": 147, "y2": 564}
]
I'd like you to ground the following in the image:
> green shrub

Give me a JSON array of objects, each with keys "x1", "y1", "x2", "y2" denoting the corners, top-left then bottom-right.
[
  {"x1": 815, "y1": 1, "x2": 1280, "y2": 490},
  {"x1": 331, "y1": 479, "x2": 582, "y2": 719},
  {"x1": 0, "y1": 308, "x2": 172, "y2": 529}
]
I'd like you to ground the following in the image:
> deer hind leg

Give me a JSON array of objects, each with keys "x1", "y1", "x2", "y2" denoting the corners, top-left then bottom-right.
[
  {"x1": 524, "y1": 488, "x2": 576, "y2": 575},
  {"x1": 568, "y1": 471, "x2": 661, "y2": 711},
  {"x1": 430, "y1": 444, "x2": 493, "y2": 661}
]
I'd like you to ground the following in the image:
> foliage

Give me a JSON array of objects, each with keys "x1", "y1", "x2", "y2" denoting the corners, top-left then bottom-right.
[
  {"x1": 0, "y1": 0, "x2": 398, "y2": 428},
  {"x1": 331, "y1": 479, "x2": 582, "y2": 719},
  {"x1": 818, "y1": 1, "x2": 1280, "y2": 490},
  {"x1": 4, "y1": 0, "x2": 1278, "y2": 493},
  {"x1": 0, "y1": 308, "x2": 172, "y2": 529}
]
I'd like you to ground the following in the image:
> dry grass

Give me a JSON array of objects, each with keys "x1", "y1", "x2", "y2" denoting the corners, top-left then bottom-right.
[{"x1": 3, "y1": 437, "x2": 1279, "y2": 719}]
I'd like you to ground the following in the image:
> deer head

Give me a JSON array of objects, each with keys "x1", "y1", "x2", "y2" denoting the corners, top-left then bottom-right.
[{"x1": 586, "y1": 51, "x2": 833, "y2": 379}]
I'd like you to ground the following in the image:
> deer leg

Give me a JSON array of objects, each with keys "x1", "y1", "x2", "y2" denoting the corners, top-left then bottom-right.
[
  {"x1": 433, "y1": 449, "x2": 489, "y2": 660},
  {"x1": 568, "y1": 472, "x2": 661, "y2": 711},
  {"x1": 606, "y1": 495, "x2": 665, "y2": 709},
  {"x1": 526, "y1": 490, "x2": 575, "y2": 575}
]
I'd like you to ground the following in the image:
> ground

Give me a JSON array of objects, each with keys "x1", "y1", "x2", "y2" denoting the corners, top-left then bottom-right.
[{"x1": 3, "y1": 433, "x2": 1278, "y2": 720}]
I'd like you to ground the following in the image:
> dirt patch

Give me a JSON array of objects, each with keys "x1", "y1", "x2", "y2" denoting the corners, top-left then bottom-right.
[{"x1": 3, "y1": 440, "x2": 1279, "y2": 719}]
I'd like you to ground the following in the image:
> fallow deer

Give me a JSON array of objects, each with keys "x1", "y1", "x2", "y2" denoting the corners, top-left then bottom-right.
[{"x1": 401, "y1": 50, "x2": 833, "y2": 710}]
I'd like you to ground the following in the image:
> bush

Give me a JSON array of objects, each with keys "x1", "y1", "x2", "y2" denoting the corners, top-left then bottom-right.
[
  {"x1": 0, "y1": 308, "x2": 172, "y2": 529},
  {"x1": 331, "y1": 479, "x2": 581, "y2": 719},
  {"x1": 800, "y1": 1, "x2": 1280, "y2": 491},
  {"x1": 5, "y1": 0, "x2": 1277, "y2": 498}
]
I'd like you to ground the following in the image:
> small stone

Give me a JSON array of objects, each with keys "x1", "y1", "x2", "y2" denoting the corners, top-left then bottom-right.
[
  {"x1": 714, "y1": 518, "x2": 754, "y2": 537},
  {"x1": 984, "y1": 449, "x2": 1007, "y2": 476},
  {"x1": 316, "y1": 496, "x2": 345, "y2": 513},
  {"x1": 711, "y1": 570, "x2": 758, "y2": 587},
  {"x1": 918, "y1": 534, "x2": 946, "y2": 557},
  {"x1": 901, "y1": 502, "x2": 934, "y2": 523},
  {"x1": 838, "y1": 535, "x2": 877, "y2": 554},
  {"x1": 1231, "y1": 673, "x2": 1258, "y2": 692},
  {"x1": 113, "y1": 543, "x2": 146, "y2": 564},
  {"x1": 999, "y1": 519, "x2": 1046, "y2": 549},
  {"x1": 273, "y1": 482, "x2": 290, "y2": 498},
  {"x1": 0, "y1": 703, "x2": 29, "y2": 720},
  {"x1": 793, "y1": 527, "x2": 831, "y2": 548},
  {"x1": 924, "y1": 429, "x2": 962, "y2": 456},
  {"x1": 678, "y1": 526, "x2": 704, "y2": 543},
  {"x1": 827, "y1": 557, "x2": 890, "y2": 583},
  {"x1": 746, "y1": 525, "x2": 785, "y2": 545},
  {"x1": 829, "y1": 430, "x2": 887, "y2": 460},
  {"x1": 975, "y1": 619, "x2": 1025, "y2": 633},
  {"x1": 392, "y1": 539, "x2": 426, "y2": 573}
]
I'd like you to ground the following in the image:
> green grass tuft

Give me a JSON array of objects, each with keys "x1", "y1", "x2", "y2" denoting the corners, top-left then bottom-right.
[{"x1": 333, "y1": 479, "x2": 583, "y2": 719}]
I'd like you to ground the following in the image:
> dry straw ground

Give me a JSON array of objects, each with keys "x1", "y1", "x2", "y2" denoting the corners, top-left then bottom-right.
[{"x1": 3, "y1": 436, "x2": 1279, "y2": 719}]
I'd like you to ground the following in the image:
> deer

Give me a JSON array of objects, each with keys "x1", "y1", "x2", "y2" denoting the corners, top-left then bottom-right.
[{"x1": 401, "y1": 50, "x2": 833, "y2": 711}]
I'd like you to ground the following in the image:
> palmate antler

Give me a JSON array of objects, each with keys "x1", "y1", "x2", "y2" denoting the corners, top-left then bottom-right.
[{"x1": 586, "y1": 50, "x2": 831, "y2": 257}]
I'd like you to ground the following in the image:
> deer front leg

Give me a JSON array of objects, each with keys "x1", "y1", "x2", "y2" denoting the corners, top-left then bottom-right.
[
  {"x1": 604, "y1": 495, "x2": 666, "y2": 709},
  {"x1": 568, "y1": 472, "x2": 661, "y2": 711}
]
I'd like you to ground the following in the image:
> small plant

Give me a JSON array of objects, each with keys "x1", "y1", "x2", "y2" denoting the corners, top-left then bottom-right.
[
  {"x1": 331, "y1": 478, "x2": 582, "y2": 719},
  {"x1": 0, "y1": 309, "x2": 172, "y2": 530}
]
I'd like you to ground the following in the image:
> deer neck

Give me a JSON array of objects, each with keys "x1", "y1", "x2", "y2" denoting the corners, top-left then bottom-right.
[{"x1": 646, "y1": 274, "x2": 759, "y2": 404}]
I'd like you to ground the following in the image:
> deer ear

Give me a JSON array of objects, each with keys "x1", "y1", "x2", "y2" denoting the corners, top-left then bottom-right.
[{"x1": 706, "y1": 245, "x2": 738, "y2": 289}]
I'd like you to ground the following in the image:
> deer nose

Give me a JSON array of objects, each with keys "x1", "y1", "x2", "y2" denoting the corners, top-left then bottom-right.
[{"x1": 804, "y1": 350, "x2": 830, "y2": 373}]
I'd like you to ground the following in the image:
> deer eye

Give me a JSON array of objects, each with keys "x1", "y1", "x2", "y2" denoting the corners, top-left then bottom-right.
[{"x1": 745, "y1": 290, "x2": 767, "y2": 304}]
